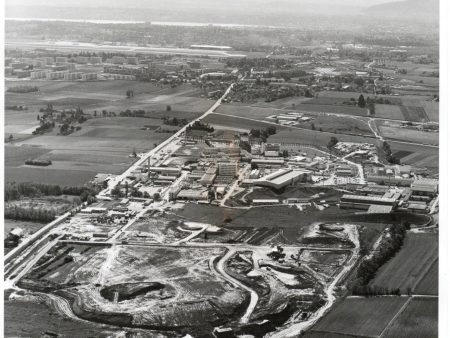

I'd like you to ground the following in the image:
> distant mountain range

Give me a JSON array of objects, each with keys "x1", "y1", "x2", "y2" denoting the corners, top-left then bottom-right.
[{"x1": 365, "y1": 0, "x2": 439, "y2": 21}]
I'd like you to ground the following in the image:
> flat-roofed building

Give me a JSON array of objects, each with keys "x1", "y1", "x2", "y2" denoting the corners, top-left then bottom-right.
[
  {"x1": 339, "y1": 194, "x2": 399, "y2": 210},
  {"x1": 82, "y1": 73, "x2": 98, "y2": 81},
  {"x1": 252, "y1": 199, "x2": 280, "y2": 205},
  {"x1": 127, "y1": 56, "x2": 139, "y2": 65},
  {"x1": 199, "y1": 173, "x2": 216, "y2": 186},
  {"x1": 90, "y1": 56, "x2": 102, "y2": 64},
  {"x1": 64, "y1": 72, "x2": 82, "y2": 81},
  {"x1": 411, "y1": 179, "x2": 438, "y2": 197},
  {"x1": 218, "y1": 162, "x2": 237, "y2": 177},
  {"x1": 177, "y1": 189, "x2": 208, "y2": 201},
  {"x1": 251, "y1": 158, "x2": 284, "y2": 167},
  {"x1": 147, "y1": 166, "x2": 181, "y2": 177},
  {"x1": 75, "y1": 56, "x2": 89, "y2": 64},
  {"x1": 30, "y1": 70, "x2": 47, "y2": 79},
  {"x1": 254, "y1": 168, "x2": 309, "y2": 190}
]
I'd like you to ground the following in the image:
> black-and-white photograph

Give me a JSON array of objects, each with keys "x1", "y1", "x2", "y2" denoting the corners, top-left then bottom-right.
[{"x1": 1, "y1": 0, "x2": 445, "y2": 337}]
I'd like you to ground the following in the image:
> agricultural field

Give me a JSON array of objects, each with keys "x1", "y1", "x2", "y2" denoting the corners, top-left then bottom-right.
[
  {"x1": 308, "y1": 296, "x2": 409, "y2": 337},
  {"x1": 5, "y1": 79, "x2": 214, "y2": 186},
  {"x1": 291, "y1": 103, "x2": 368, "y2": 117},
  {"x1": 377, "y1": 125, "x2": 438, "y2": 145},
  {"x1": 390, "y1": 141, "x2": 439, "y2": 171},
  {"x1": 4, "y1": 219, "x2": 46, "y2": 237},
  {"x1": 382, "y1": 298, "x2": 438, "y2": 338},
  {"x1": 203, "y1": 113, "x2": 377, "y2": 147},
  {"x1": 4, "y1": 117, "x2": 175, "y2": 185},
  {"x1": 370, "y1": 233, "x2": 438, "y2": 294},
  {"x1": 414, "y1": 259, "x2": 438, "y2": 296},
  {"x1": 374, "y1": 104, "x2": 405, "y2": 120},
  {"x1": 5, "y1": 80, "x2": 209, "y2": 112}
]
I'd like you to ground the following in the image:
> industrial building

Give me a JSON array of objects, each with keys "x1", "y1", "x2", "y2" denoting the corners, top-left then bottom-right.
[
  {"x1": 147, "y1": 166, "x2": 181, "y2": 177},
  {"x1": 82, "y1": 73, "x2": 98, "y2": 81},
  {"x1": 339, "y1": 194, "x2": 400, "y2": 210},
  {"x1": 31, "y1": 70, "x2": 47, "y2": 79},
  {"x1": 251, "y1": 158, "x2": 285, "y2": 167},
  {"x1": 176, "y1": 189, "x2": 208, "y2": 201},
  {"x1": 254, "y1": 168, "x2": 309, "y2": 190},
  {"x1": 411, "y1": 179, "x2": 439, "y2": 197},
  {"x1": 218, "y1": 163, "x2": 237, "y2": 177},
  {"x1": 64, "y1": 72, "x2": 82, "y2": 81}
]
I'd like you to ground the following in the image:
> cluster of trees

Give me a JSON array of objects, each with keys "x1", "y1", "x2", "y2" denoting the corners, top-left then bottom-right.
[
  {"x1": 119, "y1": 109, "x2": 146, "y2": 117},
  {"x1": 6, "y1": 105, "x2": 27, "y2": 111},
  {"x1": 5, "y1": 205, "x2": 56, "y2": 223},
  {"x1": 25, "y1": 158, "x2": 52, "y2": 167},
  {"x1": 162, "y1": 117, "x2": 188, "y2": 127},
  {"x1": 7, "y1": 85, "x2": 39, "y2": 93},
  {"x1": 382, "y1": 141, "x2": 400, "y2": 164},
  {"x1": 186, "y1": 121, "x2": 214, "y2": 133},
  {"x1": 5, "y1": 182, "x2": 99, "y2": 203},
  {"x1": 250, "y1": 126, "x2": 277, "y2": 142},
  {"x1": 239, "y1": 141, "x2": 251, "y2": 153},
  {"x1": 126, "y1": 90, "x2": 135, "y2": 98},
  {"x1": 32, "y1": 121, "x2": 55, "y2": 135},
  {"x1": 327, "y1": 136, "x2": 339, "y2": 149},
  {"x1": 352, "y1": 285, "x2": 401, "y2": 297},
  {"x1": 39, "y1": 103, "x2": 56, "y2": 113},
  {"x1": 350, "y1": 221, "x2": 410, "y2": 296}
]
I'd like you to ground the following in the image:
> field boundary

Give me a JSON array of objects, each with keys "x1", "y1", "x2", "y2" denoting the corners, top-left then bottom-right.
[{"x1": 379, "y1": 296, "x2": 412, "y2": 337}]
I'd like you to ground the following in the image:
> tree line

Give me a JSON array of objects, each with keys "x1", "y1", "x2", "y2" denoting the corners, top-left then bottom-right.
[
  {"x1": 5, "y1": 205, "x2": 56, "y2": 223},
  {"x1": 5, "y1": 182, "x2": 99, "y2": 203},
  {"x1": 349, "y1": 221, "x2": 410, "y2": 296}
]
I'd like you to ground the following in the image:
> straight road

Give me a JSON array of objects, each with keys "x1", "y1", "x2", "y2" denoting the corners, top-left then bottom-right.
[{"x1": 100, "y1": 82, "x2": 236, "y2": 197}]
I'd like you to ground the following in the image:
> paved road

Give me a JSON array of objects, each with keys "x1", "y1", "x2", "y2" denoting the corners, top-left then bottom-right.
[
  {"x1": 214, "y1": 247, "x2": 259, "y2": 324},
  {"x1": 100, "y1": 82, "x2": 236, "y2": 198}
]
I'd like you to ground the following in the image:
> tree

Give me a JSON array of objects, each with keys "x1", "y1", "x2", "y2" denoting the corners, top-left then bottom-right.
[
  {"x1": 327, "y1": 136, "x2": 338, "y2": 149},
  {"x1": 358, "y1": 94, "x2": 366, "y2": 108},
  {"x1": 153, "y1": 192, "x2": 161, "y2": 201},
  {"x1": 354, "y1": 77, "x2": 365, "y2": 87},
  {"x1": 37, "y1": 114, "x2": 40, "y2": 121},
  {"x1": 166, "y1": 105, "x2": 172, "y2": 112},
  {"x1": 311, "y1": 123, "x2": 316, "y2": 130},
  {"x1": 8, "y1": 134, "x2": 13, "y2": 141},
  {"x1": 240, "y1": 141, "x2": 251, "y2": 153},
  {"x1": 132, "y1": 148, "x2": 137, "y2": 158},
  {"x1": 282, "y1": 150, "x2": 289, "y2": 158},
  {"x1": 368, "y1": 102, "x2": 375, "y2": 115},
  {"x1": 111, "y1": 185, "x2": 122, "y2": 198}
]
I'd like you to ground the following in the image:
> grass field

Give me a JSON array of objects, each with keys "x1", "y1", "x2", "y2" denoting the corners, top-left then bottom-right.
[
  {"x1": 4, "y1": 116, "x2": 178, "y2": 185},
  {"x1": 414, "y1": 259, "x2": 438, "y2": 295},
  {"x1": 203, "y1": 113, "x2": 377, "y2": 147},
  {"x1": 378, "y1": 126, "x2": 438, "y2": 145},
  {"x1": 5, "y1": 79, "x2": 212, "y2": 186},
  {"x1": 382, "y1": 298, "x2": 438, "y2": 338},
  {"x1": 375, "y1": 104, "x2": 405, "y2": 120},
  {"x1": 216, "y1": 104, "x2": 373, "y2": 136},
  {"x1": 4, "y1": 219, "x2": 47, "y2": 237},
  {"x1": 390, "y1": 141, "x2": 439, "y2": 170},
  {"x1": 422, "y1": 101, "x2": 439, "y2": 122},
  {"x1": 292, "y1": 103, "x2": 368, "y2": 117},
  {"x1": 310, "y1": 296, "x2": 408, "y2": 337},
  {"x1": 370, "y1": 233, "x2": 438, "y2": 294}
]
